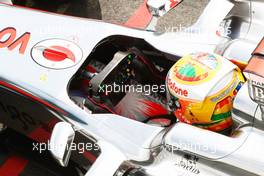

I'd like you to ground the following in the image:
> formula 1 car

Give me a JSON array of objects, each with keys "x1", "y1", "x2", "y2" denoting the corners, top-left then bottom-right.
[{"x1": 0, "y1": 0, "x2": 264, "y2": 176}]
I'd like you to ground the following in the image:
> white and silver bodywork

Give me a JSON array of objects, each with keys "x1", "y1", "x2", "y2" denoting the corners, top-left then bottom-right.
[{"x1": 0, "y1": 0, "x2": 264, "y2": 175}]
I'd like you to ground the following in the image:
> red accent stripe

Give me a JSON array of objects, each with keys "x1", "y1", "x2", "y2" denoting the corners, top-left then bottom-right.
[
  {"x1": 29, "y1": 119, "x2": 59, "y2": 143},
  {"x1": 0, "y1": 80, "x2": 65, "y2": 114},
  {"x1": 216, "y1": 97, "x2": 230, "y2": 109},
  {"x1": 28, "y1": 127, "x2": 51, "y2": 143},
  {"x1": 83, "y1": 151, "x2": 97, "y2": 163},
  {"x1": 0, "y1": 155, "x2": 28, "y2": 176},
  {"x1": 86, "y1": 65, "x2": 97, "y2": 73},
  {"x1": 124, "y1": 0, "x2": 152, "y2": 29}
]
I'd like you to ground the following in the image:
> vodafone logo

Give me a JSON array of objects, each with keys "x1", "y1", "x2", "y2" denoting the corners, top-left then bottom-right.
[
  {"x1": 31, "y1": 39, "x2": 83, "y2": 69},
  {"x1": 167, "y1": 78, "x2": 189, "y2": 97}
]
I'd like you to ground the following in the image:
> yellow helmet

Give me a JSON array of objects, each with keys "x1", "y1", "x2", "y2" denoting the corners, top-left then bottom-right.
[{"x1": 166, "y1": 52, "x2": 245, "y2": 132}]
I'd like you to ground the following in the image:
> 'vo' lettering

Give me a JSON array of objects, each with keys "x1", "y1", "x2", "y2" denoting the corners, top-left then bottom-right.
[{"x1": 0, "y1": 27, "x2": 30, "y2": 54}]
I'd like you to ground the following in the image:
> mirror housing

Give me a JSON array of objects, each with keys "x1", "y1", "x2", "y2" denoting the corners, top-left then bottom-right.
[{"x1": 50, "y1": 122, "x2": 75, "y2": 167}]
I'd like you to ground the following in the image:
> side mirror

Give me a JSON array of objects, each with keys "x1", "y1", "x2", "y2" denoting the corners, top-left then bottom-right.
[
  {"x1": 50, "y1": 122, "x2": 75, "y2": 167},
  {"x1": 147, "y1": 0, "x2": 182, "y2": 17}
]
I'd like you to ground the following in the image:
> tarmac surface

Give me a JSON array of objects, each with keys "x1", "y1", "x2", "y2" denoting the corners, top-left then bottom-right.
[
  {"x1": 98, "y1": 0, "x2": 209, "y2": 31},
  {"x1": 9, "y1": 0, "x2": 209, "y2": 32}
]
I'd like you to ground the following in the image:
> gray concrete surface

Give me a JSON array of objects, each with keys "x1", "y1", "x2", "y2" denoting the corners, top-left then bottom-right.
[
  {"x1": 156, "y1": 0, "x2": 210, "y2": 31},
  {"x1": 9, "y1": 0, "x2": 209, "y2": 32},
  {"x1": 99, "y1": 0, "x2": 144, "y2": 24},
  {"x1": 98, "y1": 0, "x2": 209, "y2": 31}
]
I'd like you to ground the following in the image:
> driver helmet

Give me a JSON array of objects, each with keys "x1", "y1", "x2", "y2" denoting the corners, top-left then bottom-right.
[{"x1": 166, "y1": 52, "x2": 245, "y2": 132}]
